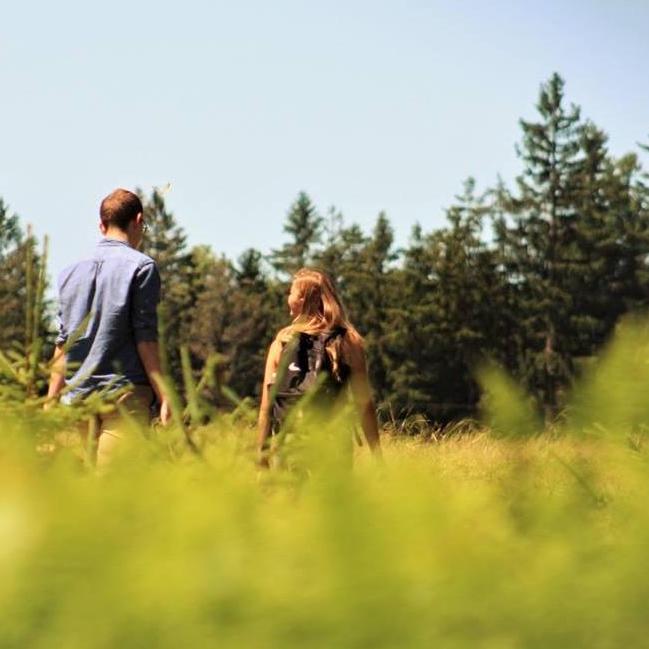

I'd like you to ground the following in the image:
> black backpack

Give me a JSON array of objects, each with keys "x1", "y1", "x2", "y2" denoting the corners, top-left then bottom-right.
[{"x1": 271, "y1": 328, "x2": 349, "y2": 433}]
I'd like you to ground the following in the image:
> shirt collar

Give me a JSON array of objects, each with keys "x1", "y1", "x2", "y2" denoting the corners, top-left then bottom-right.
[{"x1": 98, "y1": 237, "x2": 132, "y2": 248}]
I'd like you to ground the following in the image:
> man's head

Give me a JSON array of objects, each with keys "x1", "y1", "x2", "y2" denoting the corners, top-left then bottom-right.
[{"x1": 99, "y1": 189, "x2": 146, "y2": 248}]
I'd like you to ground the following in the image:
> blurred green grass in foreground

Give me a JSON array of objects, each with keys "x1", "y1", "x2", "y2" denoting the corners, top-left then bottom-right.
[{"x1": 3, "y1": 318, "x2": 649, "y2": 647}]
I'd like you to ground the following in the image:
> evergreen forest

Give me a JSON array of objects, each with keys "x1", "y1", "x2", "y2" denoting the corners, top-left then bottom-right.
[{"x1": 2, "y1": 73, "x2": 649, "y2": 424}]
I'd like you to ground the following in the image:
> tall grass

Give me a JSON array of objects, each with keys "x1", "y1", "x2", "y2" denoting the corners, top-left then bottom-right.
[
  {"x1": 2, "y1": 404, "x2": 649, "y2": 648},
  {"x1": 3, "y1": 258, "x2": 649, "y2": 646}
]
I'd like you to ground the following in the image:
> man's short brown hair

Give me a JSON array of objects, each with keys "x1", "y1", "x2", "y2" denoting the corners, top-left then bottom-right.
[{"x1": 100, "y1": 189, "x2": 143, "y2": 231}]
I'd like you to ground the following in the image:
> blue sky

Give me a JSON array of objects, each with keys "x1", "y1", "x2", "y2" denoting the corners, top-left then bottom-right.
[{"x1": 2, "y1": 1, "x2": 648, "y2": 282}]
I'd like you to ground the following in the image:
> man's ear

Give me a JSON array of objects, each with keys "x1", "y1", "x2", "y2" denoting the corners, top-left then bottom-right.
[
  {"x1": 99, "y1": 220, "x2": 107, "y2": 235},
  {"x1": 134, "y1": 212, "x2": 144, "y2": 227}
]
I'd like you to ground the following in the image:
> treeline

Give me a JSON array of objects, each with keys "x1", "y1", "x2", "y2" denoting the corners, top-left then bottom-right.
[
  {"x1": 0, "y1": 200, "x2": 50, "y2": 360},
  {"x1": 1, "y1": 73, "x2": 648, "y2": 422}
]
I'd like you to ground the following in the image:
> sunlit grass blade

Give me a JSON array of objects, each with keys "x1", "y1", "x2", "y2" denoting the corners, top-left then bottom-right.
[{"x1": 478, "y1": 361, "x2": 542, "y2": 438}]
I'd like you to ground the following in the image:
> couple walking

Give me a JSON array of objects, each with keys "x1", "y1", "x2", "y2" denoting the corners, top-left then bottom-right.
[{"x1": 47, "y1": 188, "x2": 381, "y2": 467}]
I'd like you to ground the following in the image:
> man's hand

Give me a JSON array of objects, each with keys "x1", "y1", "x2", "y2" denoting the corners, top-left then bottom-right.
[
  {"x1": 136, "y1": 341, "x2": 173, "y2": 426},
  {"x1": 44, "y1": 344, "x2": 66, "y2": 410},
  {"x1": 159, "y1": 398, "x2": 172, "y2": 426},
  {"x1": 43, "y1": 397, "x2": 57, "y2": 412}
]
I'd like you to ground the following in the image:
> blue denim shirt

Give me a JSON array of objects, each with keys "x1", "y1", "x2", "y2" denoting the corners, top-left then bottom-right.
[{"x1": 56, "y1": 238, "x2": 160, "y2": 403}]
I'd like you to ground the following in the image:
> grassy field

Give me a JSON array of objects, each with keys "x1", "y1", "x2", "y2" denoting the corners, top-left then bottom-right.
[
  {"x1": 3, "y1": 319, "x2": 649, "y2": 647},
  {"x1": 1, "y1": 417, "x2": 649, "y2": 648}
]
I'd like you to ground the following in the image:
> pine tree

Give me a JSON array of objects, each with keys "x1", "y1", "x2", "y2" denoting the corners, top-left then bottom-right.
[
  {"x1": 139, "y1": 188, "x2": 195, "y2": 383},
  {"x1": 567, "y1": 124, "x2": 631, "y2": 358},
  {"x1": 387, "y1": 223, "x2": 438, "y2": 418},
  {"x1": 310, "y1": 209, "x2": 399, "y2": 406},
  {"x1": 235, "y1": 248, "x2": 266, "y2": 293},
  {"x1": 185, "y1": 246, "x2": 235, "y2": 404},
  {"x1": 0, "y1": 200, "x2": 51, "y2": 356},
  {"x1": 362, "y1": 213, "x2": 398, "y2": 403},
  {"x1": 334, "y1": 212, "x2": 399, "y2": 406},
  {"x1": 606, "y1": 151, "x2": 649, "y2": 312},
  {"x1": 0, "y1": 199, "x2": 52, "y2": 398},
  {"x1": 0, "y1": 198, "x2": 25, "y2": 350},
  {"x1": 270, "y1": 192, "x2": 323, "y2": 277},
  {"x1": 223, "y1": 249, "x2": 277, "y2": 399},
  {"x1": 313, "y1": 206, "x2": 345, "y2": 276},
  {"x1": 314, "y1": 218, "x2": 368, "y2": 296},
  {"x1": 389, "y1": 180, "x2": 506, "y2": 421},
  {"x1": 494, "y1": 73, "x2": 585, "y2": 417},
  {"x1": 0, "y1": 197, "x2": 21, "y2": 258}
]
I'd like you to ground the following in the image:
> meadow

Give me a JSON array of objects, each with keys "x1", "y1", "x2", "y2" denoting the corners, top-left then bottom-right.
[{"x1": 2, "y1": 318, "x2": 649, "y2": 648}]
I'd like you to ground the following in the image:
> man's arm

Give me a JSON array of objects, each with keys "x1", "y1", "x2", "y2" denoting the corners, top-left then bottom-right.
[
  {"x1": 131, "y1": 261, "x2": 170, "y2": 424},
  {"x1": 44, "y1": 344, "x2": 66, "y2": 409},
  {"x1": 136, "y1": 341, "x2": 171, "y2": 425}
]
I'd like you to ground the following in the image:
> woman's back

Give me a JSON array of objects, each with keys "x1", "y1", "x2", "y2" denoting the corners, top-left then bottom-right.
[
  {"x1": 271, "y1": 328, "x2": 350, "y2": 431},
  {"x1": 257, "y1": 267, "x2": 381, "y2": 464}
]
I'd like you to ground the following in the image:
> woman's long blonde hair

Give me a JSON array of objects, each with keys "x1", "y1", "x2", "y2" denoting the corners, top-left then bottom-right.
[{"x1": 281, "y1": 267, "x2": 362, "y2": 380}]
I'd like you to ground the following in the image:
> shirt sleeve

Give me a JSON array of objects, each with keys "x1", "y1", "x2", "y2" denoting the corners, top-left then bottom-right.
[
  {"x1": 54, "y1": 272, "x2": 68, "y2": 346},
  {"x1": 131, "y1": 261, "x2": 161, "y2": 343},
  {"x1": 54, "y1": 309, "x2": 68, "y2": 346}
]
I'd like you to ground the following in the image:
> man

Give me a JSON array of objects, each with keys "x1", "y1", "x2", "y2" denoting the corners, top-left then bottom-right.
[{"x1": 46, "y1": 188, "x2": 171, "y2": 466}]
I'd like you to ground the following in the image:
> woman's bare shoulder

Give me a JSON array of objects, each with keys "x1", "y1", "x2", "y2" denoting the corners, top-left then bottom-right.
[
  {"x1": 265, "y1": 329, "x2": 285, "y2": 361},
  {"x1": 275, "y1": 326, "x2": 295, "y2": 344},
  {"x1": 342, "y1": 328, "x2": 366, "y2": 369},
  {"x1": 268, "y1": 326, "x2": 296, "y2": 360}
]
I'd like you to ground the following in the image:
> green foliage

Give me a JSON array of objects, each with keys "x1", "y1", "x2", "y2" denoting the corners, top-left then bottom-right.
[
  {"x1": 3, "y1": 322, "x2": 649, "y2": 647},
  {"x1": 186, "y1": 246, "x2": 278, "y2": 404},
  {"x1": 569, "y1": 315, "x2": 649, "y2": 437},
  {"x1": 0, "y1": 197, "x2": 21, "y2": 258},
  {"x1": 270, "y1": 192, "x2": 323, "y2": 277},
  {"x1": 494, "y1": 73, "x2": 585, "y2": 415},
  {"x1": 0, "y1": 203, "x2": 52, "y2": 393},
  {"x1": 478, "y1": 362, "x2": 542, "y2": 438},
  {"x1": 139, "y1": 187, "x2": 196, "y2": 382},
  {"x1": 494, "y1": 74, "x2": 649, "y2": 418},
  {"x1": 78, "y1": 77, "x2": 649, "y2": 425},
  {"x1": 389, "y1": 180, "x2": 506, "y2": 419},
  {"x1": 5, "y1": 71, "x2": 649, "y2": 426}
]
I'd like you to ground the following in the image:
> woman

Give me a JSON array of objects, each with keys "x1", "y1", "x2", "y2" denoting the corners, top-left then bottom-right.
[{"x1": 257, "y1": 268, "x2": 381, "y2": 464}]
